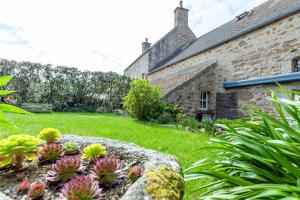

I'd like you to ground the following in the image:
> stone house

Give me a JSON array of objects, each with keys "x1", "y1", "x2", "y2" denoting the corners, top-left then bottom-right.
[{"x1": 124, "y1": 0, "x2": 300, "y2": 120}]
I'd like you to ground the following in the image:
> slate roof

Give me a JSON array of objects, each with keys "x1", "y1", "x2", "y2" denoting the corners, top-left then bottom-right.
[{"x1": 149, "y1": 0, "x2": 300, "y2": 73}]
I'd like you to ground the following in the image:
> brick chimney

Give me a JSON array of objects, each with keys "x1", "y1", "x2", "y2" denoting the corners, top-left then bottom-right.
[
  {"x1": 142, "y1": 38, "x2": 151, "y2": 53},
  {"x1": 174, "y1": 0, "x2": 189, "y2": 27}
]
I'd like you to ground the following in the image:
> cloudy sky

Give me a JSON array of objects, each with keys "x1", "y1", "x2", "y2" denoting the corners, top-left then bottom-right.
[{"x1": 0, "y1": 0, "x2": 266, "y2": 74}]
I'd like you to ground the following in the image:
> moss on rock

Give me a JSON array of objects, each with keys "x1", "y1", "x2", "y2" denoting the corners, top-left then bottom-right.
[{"x1": 146, "y1": 165, "x2": 184, "y2": 200}]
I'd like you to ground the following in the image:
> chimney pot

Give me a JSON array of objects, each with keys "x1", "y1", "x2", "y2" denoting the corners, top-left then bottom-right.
[
  {"x1": 180, "y1": 1, "x2": 183, "y2": 7},
  {"x1": 145, "y1": 38, "x2": 148, "y2": 43}
]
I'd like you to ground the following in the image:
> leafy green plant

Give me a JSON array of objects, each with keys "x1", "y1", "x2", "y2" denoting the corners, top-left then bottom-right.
[
  {"x1": 81, "y1": 144, "x2": 106, "y2": 162},
  {"x1": 60, "y1": 175, "x2": 104, "y2": 200},
  {"x1": 185, "y1": 89, "x2": 300, "y2": 199},
  {"x1": 38, "y1": 143, "x2": 63, "y2": 162},
  {"x1": 157, "y1": 112, "x2": 173, "y2": 124},
  {"x1": 63, "y1": 142, "x2": 80, "y2": 155},
  {"x1": 177, "y1": 114, "x2": 201, "y2": 132},
  {"x1": 200, "y1": 120, "x2": 217, "y2": 136},
  {"x1": 38, "y1": 128, "x2": 61, "y2": 144},
  {"x1": 124, "y1": 79, "x2": 163, "y2": 120},
  {"x1": 0, "y1": 134, "x2": 40, "y2": 169},
  {"x1": 164, "y1": 103, "x2": 182, "y2": 119},
  {"x1": 47, "y1": 155, "x2": 85, "y2": 182},
  {"x1": 0, "y1": 75, "x2": 30, "y2": 131}
]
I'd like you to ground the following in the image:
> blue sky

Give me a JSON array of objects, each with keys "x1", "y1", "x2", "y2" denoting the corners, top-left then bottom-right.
[{"x1": 0, "y1": 0, "x2": 266, "y2": 73}]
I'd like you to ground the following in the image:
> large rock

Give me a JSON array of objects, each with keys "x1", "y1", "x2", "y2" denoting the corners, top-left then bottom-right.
[{"x1": 61, "y1": 135, "x2": 182, "y2": 200}]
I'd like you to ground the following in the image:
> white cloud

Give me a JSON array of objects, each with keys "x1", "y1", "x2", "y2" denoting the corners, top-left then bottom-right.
[{"x1": 0, "y1": 0, "x2": 266, "y2": 74}]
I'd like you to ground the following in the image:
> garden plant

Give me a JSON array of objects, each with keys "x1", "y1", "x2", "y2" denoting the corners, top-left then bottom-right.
[{"x1": 185, "y1": 89, "x2": 300, "y2": 199}]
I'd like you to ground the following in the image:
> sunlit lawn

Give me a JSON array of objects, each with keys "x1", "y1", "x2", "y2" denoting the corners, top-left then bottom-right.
[{"x1": 2, "y1": 112, "x2": 212, "y2": 199}]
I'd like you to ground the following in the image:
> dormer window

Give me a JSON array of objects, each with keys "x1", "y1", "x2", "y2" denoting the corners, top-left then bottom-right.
[{"x1": 293, "y1": 58, "x2": 300, "y2": 72}]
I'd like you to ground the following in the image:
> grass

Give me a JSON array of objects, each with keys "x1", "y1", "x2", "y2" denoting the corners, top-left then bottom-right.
[{"x1": 1, "y1": 112, "x2": 212, "y2": 199}]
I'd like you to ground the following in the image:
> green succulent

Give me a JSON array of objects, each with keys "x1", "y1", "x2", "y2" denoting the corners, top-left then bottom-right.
[
  {"x1": 0, "y1": 134, "x2": 40, "y2": 169},
  {"x1": 81, "y1": 144, "x2": 106, "y2": 161},
  {"x1": 38, "y1": 128, "x2": 61, "y2": 144},
  {"x1": 63, "y1": 142, "x2": 80, "y2": 155}
]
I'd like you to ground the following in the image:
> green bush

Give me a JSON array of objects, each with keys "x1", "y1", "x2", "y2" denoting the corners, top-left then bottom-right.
[
  {"x1": 200, "y1": 119, "x2": 217, "y2": 136},
  {"x1": 157, "y1": 112, "x2": 173, "y2": 124},
  {"x1": 185, "y1": 89, "x2": 300, "y2": 199},
  {"x1": 177, "y1": 114, "x2": 202, "y2": 132},
  {"x1": 163, "y1": 103, "x2": 182, "y2": 119},
  {"x1": 124, "y1": 80, "x2": 163, "y2": 120}
]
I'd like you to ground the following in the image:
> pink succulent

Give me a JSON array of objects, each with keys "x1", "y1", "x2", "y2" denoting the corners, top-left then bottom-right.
[
  {"x1": 28, "y1": 183, "x2": 45, "y2": 200},
  {"x1": 18, "y1": 179, "x2": 30, "y2": 191},
  {"x1": 60, "y1": 175, "x2": 105, "y2": 200},
  {"x1": 91, "y1": 155, "x2": 125, "y2": 186},
  {"x1": 47, "y1": 155, "x2": 85, "y2": 182},
  {"x1": 128, "y1": 165, "x2": 144, "y2": 182}
]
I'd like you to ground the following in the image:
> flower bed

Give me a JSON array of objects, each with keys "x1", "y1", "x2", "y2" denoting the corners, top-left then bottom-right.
[{"x1": 0, "y1": 130, "x2": 183, "y2": 200}]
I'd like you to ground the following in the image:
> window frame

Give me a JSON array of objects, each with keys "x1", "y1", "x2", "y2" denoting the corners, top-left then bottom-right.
[
  {"x1": 200, "y1": 91, "x2": 208, "y2": 111},
  {"x1": 292, "y1": 57, "x2": 300, "y2": 72}
]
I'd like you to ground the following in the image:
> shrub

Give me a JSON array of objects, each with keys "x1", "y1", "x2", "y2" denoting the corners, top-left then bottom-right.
[
  {"x1": 200, "y1": 119, "x2": 217, "y2": 135},
  {"x1": 39, "y1": 143, "x2": 63, "y2": 162},
  {"x1": 38, "y1": 128, "x2": 61, "y2": 144},
  {"x1": 185, "y1": 89, "x2": 300, "y2": 199},
  {"x1": 128, "y1": 165, "x2": 143, "y2": 182},
  {"x1": 0, "y1": 75, "x2": 30, "y2": 131},
  {"x1": 28, "y1": 183, "x2": 45, "y2": 200},
  {"x1": 157, "y1": 112, "x2": 173, "y2": 124},
  {"x1": 60, "y1": 175, "x2": 104, "y2": 200},
  {"x1": 91, "y1": 156, "x2": 125, "y2": 186},
  {"x1": 47, "y1": 156, "x2": 85, "y2": 182},
  {"x1": 63, "y1": 142, "x2": 80, "y2": 155},
  {"x1": 124, "y1": 79, "x2": 163, "y2": 120},
  {"x1": 177, "y1": 114, "x2": 201, "y2": 132},
  {"x1": 163, "y1": 103, "x2": 182, "y2": 119},
  {"x1": 0, "y1": 134, "x2": 39, "y2": 169},
  {"x1": 81, "y1": 144, "x2": 106, "y2": 162}
]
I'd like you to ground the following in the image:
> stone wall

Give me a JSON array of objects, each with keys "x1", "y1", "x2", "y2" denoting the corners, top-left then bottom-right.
[
  {"x1": 124, "y1": 52, "x2": 149, "y2": 79},
  {"x1": 165, "y1": 65, "x2": 216, "y2": 117},
  {"x1": 231, "y1": 81, "x2": 300, "y2": 118},
  {"x1": 148, "y1": 25, "x2": 196, "y2": 71},
  {"x1": 148, "y1": 12, "x2": 300, "y2": 117}
]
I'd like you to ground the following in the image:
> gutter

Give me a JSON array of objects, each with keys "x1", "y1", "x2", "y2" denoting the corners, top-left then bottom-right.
[{"x1": 224, "y1": 72, "x2": 300, "y2": 89}]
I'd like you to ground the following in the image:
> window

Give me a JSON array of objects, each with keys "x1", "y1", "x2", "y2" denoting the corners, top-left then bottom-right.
[
  {"x1": 200, "y1": 91, "x2": 208, "y2": 110},
  {"x1": 293, "y1": 90, "x2": 300, "y2": 101},
  {"x1": 293, "y1": 58, "x2": 300, "y2": 72}
]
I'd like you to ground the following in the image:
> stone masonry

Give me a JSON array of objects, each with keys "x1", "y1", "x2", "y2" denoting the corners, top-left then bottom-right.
[{"x1": 148, "y1": 11, "x2": 300, "y2": 118}]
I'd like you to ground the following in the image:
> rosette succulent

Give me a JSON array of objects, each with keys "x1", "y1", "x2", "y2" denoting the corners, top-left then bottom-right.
[
  {"x1": 128, "y1": 165, "x2": 143, "y2": 182},
  {"x1": 91, "y1": 156, "x2": 125, "y2": 185},
  {"x1": 28, "y1": 183, "x2": 45, "y2": 200},
  {"x1": 0, "y1": 134, "x2": 40, "y2": 169},
  {"x1": 60, "y1": 175, "x2": 104, "y2": 200},
  {"x1": 63, "y1": 142, "x2": 80, "y2": 155},
  {"x1": 19, "y1": 179, "x2": 30, "y2": 191},
  {"x1": 39, "y1": 143, "x2": 63, "y2": 162},
  {"x1": 47, "y1": 156, "x2": 85, "y2": 182},
  {"x1": 38, "y1": 128, "x2": 61, "y2": 144},
  {"x1": 82, "y1": 144, "x2": 106, "y2": 162}
]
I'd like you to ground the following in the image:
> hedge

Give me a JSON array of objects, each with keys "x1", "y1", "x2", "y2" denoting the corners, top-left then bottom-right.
[{"x1": 0, "y1": 59, "x2": 130, "y2": 112}]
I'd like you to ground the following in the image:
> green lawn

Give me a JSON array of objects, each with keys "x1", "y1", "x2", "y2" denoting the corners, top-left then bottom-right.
[{"x1": 1, "y1": 112, "x2": 211, "y2": 199}]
